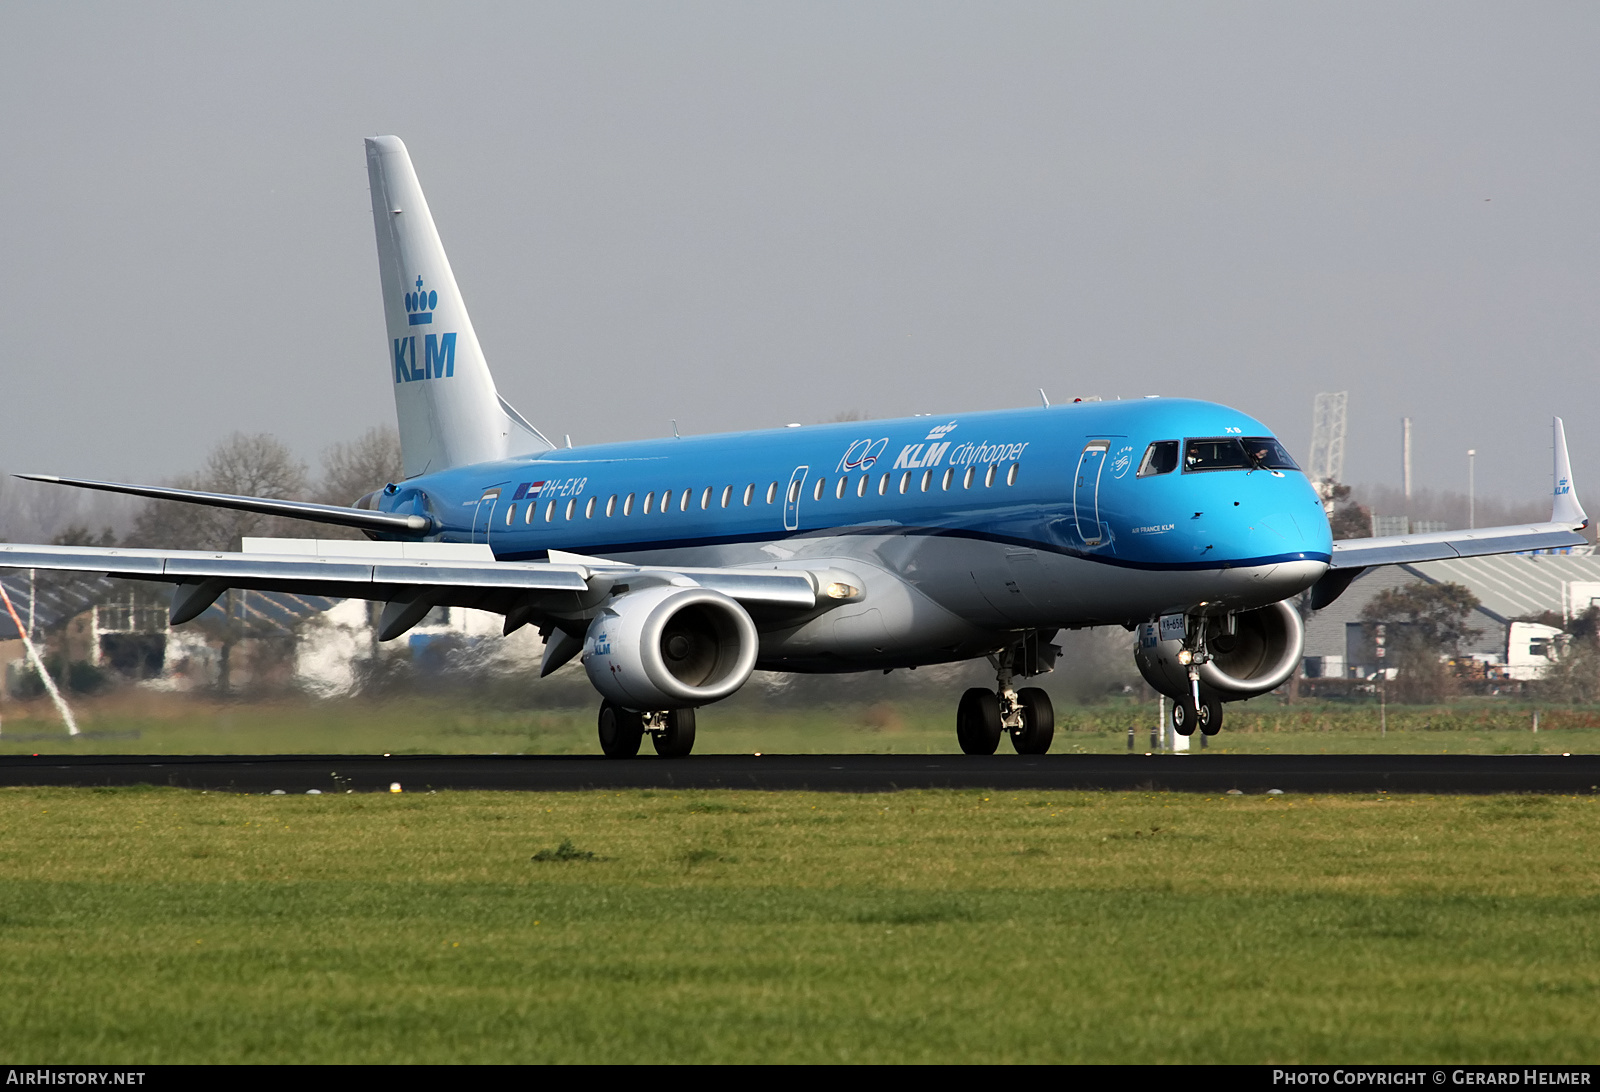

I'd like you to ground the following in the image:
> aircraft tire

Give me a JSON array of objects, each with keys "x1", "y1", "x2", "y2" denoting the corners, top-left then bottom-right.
[
  {"x1": 1011, "y1": 687, "x2": 1055, "y2": 755},
  {"x1": 652, "y1": 707, "x2": 697, "y2": 758},
  {"x1": 1171, "y1": 699, "x2": 1197, "y2": 737},
  {"x1": 1198, "y1": 696, "x2": 1224, "y2": 736},
  {"x1": 598, "y1": 701, "x2": 645, "y2": 758},
  {"x1": 956, "y1": 688, "x2": 1003, "y2": 755}
]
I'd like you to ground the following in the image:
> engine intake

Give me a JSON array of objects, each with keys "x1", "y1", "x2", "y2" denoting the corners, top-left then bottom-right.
[
  {"x1": 1134, "y1": 599, "x2": 1304, "y2": 702},
  {"x1": 582, "y1": 586, "x2": 758, "y2": 709}
]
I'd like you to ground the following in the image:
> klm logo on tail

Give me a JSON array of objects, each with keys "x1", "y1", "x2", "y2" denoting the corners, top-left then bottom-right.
[
  {"x1": 406, "y1": 276, "x2": 436, "y2": 325},
  {"x1": 394, "y1": 275, "x2": 455, "y2": 383}
]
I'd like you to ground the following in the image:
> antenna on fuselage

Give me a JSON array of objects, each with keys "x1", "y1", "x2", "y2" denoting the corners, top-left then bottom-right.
[
  {"x1": 564, "y1": 434, "x2": 572, "y2": 448},
  {"x1": 1038, "y1": 389, "x2": 1050, "y2": 408},
  {"x1": 671, "y1": 420, "x2": 680, "y2": 438}
]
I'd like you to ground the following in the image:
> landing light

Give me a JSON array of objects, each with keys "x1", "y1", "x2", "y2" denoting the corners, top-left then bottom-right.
[
  {"x1": 1177, "y1": 650, "x2": 1193, "y2": 665},
  {"x1": 825, "y1": 582, "x2": 859, "y2": 600}
]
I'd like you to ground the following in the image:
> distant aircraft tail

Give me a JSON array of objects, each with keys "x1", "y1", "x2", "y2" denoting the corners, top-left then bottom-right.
[
  {"x1": 1551, "y1": 416, "x2": 1588, "y2": 528},
  {"x1": 365, "y1": 136, "x2": 552, "y2": 478}
]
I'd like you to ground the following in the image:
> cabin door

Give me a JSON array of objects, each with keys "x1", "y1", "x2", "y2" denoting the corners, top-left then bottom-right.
[
  {"x1": 472, "y1": 486, "x2": 504, "y2": 544},
  {"x1": 1073, "y1": 441, "x2": 1110, "y2": 546},
  {"x1": 784, "y1": 466, "x2": 809, "y2": 531}
]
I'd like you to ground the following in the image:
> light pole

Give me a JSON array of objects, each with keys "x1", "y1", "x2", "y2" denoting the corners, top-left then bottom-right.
[{"x1": 1467, "y1": 449, "x2": 1476, "y2": 529}]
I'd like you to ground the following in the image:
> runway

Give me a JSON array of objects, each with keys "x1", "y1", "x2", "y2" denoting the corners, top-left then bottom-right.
[{"x1": 1, "y1": 753, "x2": 1597, "y2": 794}]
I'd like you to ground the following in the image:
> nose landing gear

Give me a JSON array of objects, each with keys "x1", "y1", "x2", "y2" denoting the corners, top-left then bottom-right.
[
  {"x1": 1171, "y1": 693, "x2": 1223, "y2": 737},
  {"x1": 1168, "y1": 612, "x2": 1226, "y2": 738}
]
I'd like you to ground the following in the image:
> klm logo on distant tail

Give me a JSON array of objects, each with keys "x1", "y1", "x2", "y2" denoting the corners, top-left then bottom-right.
[{"x1": 394, "y1": 275, "x2": 455, "y2": 383}]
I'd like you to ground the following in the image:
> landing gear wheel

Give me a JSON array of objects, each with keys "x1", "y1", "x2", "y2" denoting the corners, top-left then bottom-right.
[
  {"x1": 598, "y1": 701, "x2": 644, "y2": 758},
  {"x1": 652, "y1": 707, "x2": 697, "y2": 758},
  {"x1": 1171, "y1": 699, "x2": 1196, "y2": 737},
  {"x1": 957, "y1": 688, "x2": 1002, "y2": 755},
  {"x1": 1011, "y1": 687, "x2": 1055, "y2": 755},
  {"x1": 1171, "y1": 695, "x2": 1224, "y2": 738}
]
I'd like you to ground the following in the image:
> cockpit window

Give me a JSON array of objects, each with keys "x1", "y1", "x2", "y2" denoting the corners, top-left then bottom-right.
[
  {"x1": 1183, "y1": 437, "x2": 1300, "y2": 473},
  {"x1": 1241, "y1": 437, "x2": 1299, "y2": 471},
  {"x1": 1137, "y1": 441, "x2": 1180, "y2": 477},
  {"x1": 1184, "y1": 438, "x2": 1253, "y2": 471}
]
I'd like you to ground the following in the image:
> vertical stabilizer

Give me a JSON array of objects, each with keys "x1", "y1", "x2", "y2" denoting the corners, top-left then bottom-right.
[
  {"x1": 366, "y1": 136, "x2": 552, "y2": 478},
  {"x1": 1552, "y1": 416, "x2": 1588, "y2": 528}
]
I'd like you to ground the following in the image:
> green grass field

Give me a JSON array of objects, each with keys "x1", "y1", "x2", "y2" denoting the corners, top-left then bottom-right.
[
  {"x1": 2, "y1": 785, "x2": 1598, "y2": 1063},
  {"x1": 1, "y1": 690, "x2": 1598, "y2": 756}
]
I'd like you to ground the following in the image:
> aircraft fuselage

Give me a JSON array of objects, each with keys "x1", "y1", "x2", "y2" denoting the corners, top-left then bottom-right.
[{"x1": 381, "y1": 396, "x2": 1331, "y2": 669}]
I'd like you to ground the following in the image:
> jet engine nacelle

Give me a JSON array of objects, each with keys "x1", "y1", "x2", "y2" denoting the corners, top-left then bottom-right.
[
  {"x1": 1134, "y1": 599, "x2": 1304, "y2": 703},
  {"x1": 581, "y1": 585, "x2": 759, "y2": 710}
]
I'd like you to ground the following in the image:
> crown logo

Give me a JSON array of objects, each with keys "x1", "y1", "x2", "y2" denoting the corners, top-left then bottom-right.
[{"x1": 405, "y1": 275, "x2": 436, "y2": 325}]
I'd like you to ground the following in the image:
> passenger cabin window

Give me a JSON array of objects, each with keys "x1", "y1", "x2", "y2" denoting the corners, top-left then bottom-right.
[
  {"x1": 743, "y1": 484, "x2": 754, "y2": 506},
  {"x1": 1006, "y1": 463, "x2": 1019, "y2": 486},
  {"x1": 701, "y1": 487, "x2": 713, "y2": 510},
  {"x1": 1182, "y1": 437, "x2": 1300, "y2": 473},
  {"x1": 1138, "y1": 441, "x2": 1180, "y2": 477},
  {"x1": 984, "y1": 464, "x2": 997, "y2": 487},
  {"x1": 766, "y1": 482, "x2": 778, "y2": 504},
  {"x1": 813, "y1": 478, "x2": 825, "y2": 502},
  {"x1": 857, "y1": 474, "x2": 868, "y2": 497},
  {"x1": 585, "y1": 497, "x2": 596, "y2": 518},
  {"x1": 679, "y1": 489, "x2": 691, "y2": 512},
  {"x1": 835, "y1": 477, "x2": 847, "y2": 500},
  {"x1": 606, "y1": 495, "x2": 617, "y2": 517},
  {"x1": 544, "y1": 500, "x2": 556, "y2": 522},
  {"x1": 878, "y1": 473, "x2": 889, "y2": 495},
  {"x1": 721, "y1": 486, "x2": 732, "y2": 508},
  {"x1": 643, "y1": 492, "x2": 655, "y2": 514}
]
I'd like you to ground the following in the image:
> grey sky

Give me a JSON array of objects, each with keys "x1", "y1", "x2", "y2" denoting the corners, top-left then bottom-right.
[{"x1": 2, "y1": 2, "x2": 1596, "y2": 511}]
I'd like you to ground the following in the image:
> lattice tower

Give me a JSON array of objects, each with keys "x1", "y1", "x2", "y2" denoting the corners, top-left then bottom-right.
[{"x1": 1308, "y1": 391, "x2": 1348, "y2": 500}]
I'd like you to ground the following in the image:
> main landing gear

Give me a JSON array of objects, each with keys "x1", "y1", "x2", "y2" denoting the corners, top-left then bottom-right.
[
  {"x1": 956, "y1": 649, "x2": 1055, "y2": 755},
  {"x1": 597, "y1": 700, "x2": 697, "y2": 758}
]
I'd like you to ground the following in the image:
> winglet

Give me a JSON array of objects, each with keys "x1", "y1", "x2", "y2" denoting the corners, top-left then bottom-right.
[{"x1": 1552, "y1": 416, "x2": 1588, "y2": 528}]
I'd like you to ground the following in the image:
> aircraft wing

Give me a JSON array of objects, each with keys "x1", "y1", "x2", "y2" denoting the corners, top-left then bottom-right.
[
  {"x1": 1310, "y1": 417, "x2": 1589, "y2": 608},
  {"x1": 1327, "y1": 521, "x2": 1588, "y2": 569},
  {"x1": 0, "y1": 539, "x2": 833, "y2": 642}
]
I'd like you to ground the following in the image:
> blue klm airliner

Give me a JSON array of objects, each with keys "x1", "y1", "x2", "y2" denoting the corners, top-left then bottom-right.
[{"x1": 3, "y1": 137, "x2": 1588, "y2": 757}]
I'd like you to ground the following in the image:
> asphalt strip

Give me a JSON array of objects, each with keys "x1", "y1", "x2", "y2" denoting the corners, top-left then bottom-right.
[{"x1": 0, "y1": 753, "x2": 1597, "y2": 794}]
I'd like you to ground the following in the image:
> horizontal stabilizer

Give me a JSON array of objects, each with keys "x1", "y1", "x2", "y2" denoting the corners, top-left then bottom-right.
[{"x1": 16, "y1": 474, "x2": 431, "y2": 536}]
